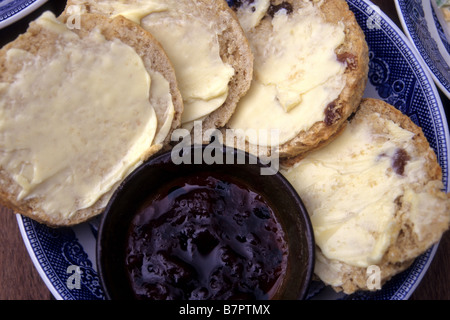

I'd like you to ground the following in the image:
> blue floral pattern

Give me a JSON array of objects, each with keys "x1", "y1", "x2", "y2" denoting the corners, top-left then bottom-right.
[
  {"x1": 20, "y1": 216, "x2": 104, "y2": 300},
  {"x1": 431, "y1": 3, "x2": 450, "y2": 54}
]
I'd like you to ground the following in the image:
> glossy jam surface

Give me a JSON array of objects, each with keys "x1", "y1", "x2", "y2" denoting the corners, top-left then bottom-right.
[{"x1": 125, "y1": 172, "x2": 288, "y2": 300}]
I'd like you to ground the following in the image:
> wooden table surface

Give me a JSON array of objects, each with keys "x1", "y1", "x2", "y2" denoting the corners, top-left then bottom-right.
[{"x1": 0, "y1": 0, "x2": 449, "y2": 300}]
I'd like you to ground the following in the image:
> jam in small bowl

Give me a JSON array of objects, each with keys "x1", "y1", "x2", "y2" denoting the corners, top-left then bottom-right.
[{"x1": 97, "y1": 145, "x2": 314, "y2": 300}]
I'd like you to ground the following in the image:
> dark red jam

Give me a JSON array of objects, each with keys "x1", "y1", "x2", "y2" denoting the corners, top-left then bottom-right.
[{"x1": 125, "y1": 172, "x2": 288, "y2": 300}]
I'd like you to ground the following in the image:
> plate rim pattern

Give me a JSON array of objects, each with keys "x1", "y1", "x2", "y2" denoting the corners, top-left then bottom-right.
[{"x1": 0, "y1": 0, "x2": 48, "y2": 29}]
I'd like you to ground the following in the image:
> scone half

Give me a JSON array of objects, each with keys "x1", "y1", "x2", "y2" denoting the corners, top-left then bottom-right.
[
  {"x1": 281, "y1": 98, "x2": 450, "y2": 294},
  {"x1": 226, "y1": 0, "x2": 368, "y2": 159},
  {"x1": 0, "y1": 12, "x2": 183, "y2": 226},
  {"x1": 63, "y1": 0, "x2": 254, "y2": 133}
]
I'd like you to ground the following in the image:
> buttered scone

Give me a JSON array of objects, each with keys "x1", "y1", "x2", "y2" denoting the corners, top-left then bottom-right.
[
  {"x1": 0, "y1": 12, "x2": 183, "y2": 226},
  {"x1": 64, "y1": 0, "x2": 253, "y2": 132},
  {"x1": 226, "y1": 0, "x2": 368, "y2": 158},
  {"x1": 281, "y1": 98, "x2": 450, "y2": 294}
]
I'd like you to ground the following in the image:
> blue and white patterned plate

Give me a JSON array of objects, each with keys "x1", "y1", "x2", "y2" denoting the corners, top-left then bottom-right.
[
  {"x1": 17, "y1": 0, "x2": 449, "y2": 300},
  {"x1": 0, "y1": 0, "x2": 48, "y2": 29},
  {"x1": 395, "y1": 0, "x2": 450, "y2": 98}
]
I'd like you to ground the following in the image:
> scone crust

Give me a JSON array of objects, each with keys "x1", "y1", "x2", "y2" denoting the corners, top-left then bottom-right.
[{"x1": 0, "y1": 13, "x2": 183, "y2": 226}]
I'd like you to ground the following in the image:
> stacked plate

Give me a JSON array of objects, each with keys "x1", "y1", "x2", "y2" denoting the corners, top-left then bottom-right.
[{"x1": 395, "y1": 0, "x2": 450, "y2": 98}]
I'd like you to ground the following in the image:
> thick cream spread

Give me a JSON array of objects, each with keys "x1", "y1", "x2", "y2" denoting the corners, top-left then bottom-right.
[
  {"x1": 228, "y1": 1, "x2": 346, "y2": 146},
  {"x1": 74, "y1": 0, "x2": 235, "y2": 126},
  {"x1": 0, "y1": 12, "x2": 159, "y2": 219},
  {"x1": 148, "y1": 69, "x2": 175, "y2": 146},
  {"x1": 281, "y1": 112, "x2": 431, "y2": 268}
]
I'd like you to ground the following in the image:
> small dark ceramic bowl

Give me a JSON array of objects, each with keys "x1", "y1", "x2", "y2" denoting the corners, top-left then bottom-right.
[{"x1": 97, "y1": 144, "x2": 314, "y2": 300}]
